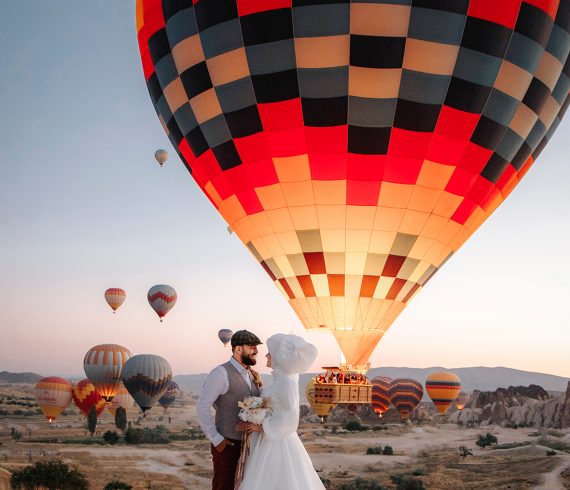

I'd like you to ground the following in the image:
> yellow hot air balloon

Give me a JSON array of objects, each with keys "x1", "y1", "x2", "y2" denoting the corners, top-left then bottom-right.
[
  {"x1": 425, "y1": 371, "x2": 462, "y2": 414},
  {"x1": 34, "y1": 377, "x2": 73, "y2": 423},
  {"x1": 83, "y1": 344, "x2": 132, "y2": 401},
  {"x1": 137, "y1": 1, "x2": 570, "y2": 369},
  {"x1": 305, "y1": 378, "x2": 335, "y2": 422}
]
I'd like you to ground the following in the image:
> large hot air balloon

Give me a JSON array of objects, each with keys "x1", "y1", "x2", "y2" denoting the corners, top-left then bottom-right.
[
  {"x1": 104, "y1": 288, "x2": 126, "y2": 314},
  {"x1": 147, "y1": 285, "x2": 177, "y2": 322},
  {"x1": 137, "y1": 1, "x2": 569, "y2": 368},
  {"x1": 122, "y1": 354, "x2": 172, "y2": 414},
  {"x1": 425, "y1": 371, "x2": 462, "y2": 414},
  {"x1": 83, "y1": 344, "x2": 132, "y2": 402},
  {"x1": 218, "y1": 328, "x2": 233, "y2": 347},
  {"x1": 158, "y1": 380, "x2": 180, "y2": 410},
  {"x1": 155, "y1": 148, "x2": 169, "y2": 166},
  {"x1": 107, "y1": 382, "x2": 134, "y2": 417},
  {"x1": 388, "y1": 378, "x2": 423, "y2": 421},
  {"x1": 455, "y1": 392, "x2": 470, "y2": 411},
  {"x1": 371, "y1": 376, "x2": 392, "y2": 417},
  {"x1": 305, "y1": 378, "x2": 335, "y2": 422},
  {"x1": 34, "y1": 377, "x2": 73, "y2": 423},
  {"x1": 72, "y1": 379, "x2": 107, "y2": 418}
]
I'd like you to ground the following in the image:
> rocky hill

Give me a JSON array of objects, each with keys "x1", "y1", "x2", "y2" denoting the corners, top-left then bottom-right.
[{"x1": 0, "y1": 371, "x2": 42, "y2": 384}]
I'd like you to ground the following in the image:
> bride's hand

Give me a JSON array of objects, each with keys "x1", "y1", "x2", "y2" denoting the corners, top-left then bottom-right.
[{"x1": 246, "y1": 423, "x2": 263, "y2": 433}]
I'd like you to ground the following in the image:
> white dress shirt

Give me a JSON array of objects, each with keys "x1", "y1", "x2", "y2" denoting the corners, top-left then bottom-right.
[{"x1": 197, "y1": 356, "x2": 252, "y2": 446}]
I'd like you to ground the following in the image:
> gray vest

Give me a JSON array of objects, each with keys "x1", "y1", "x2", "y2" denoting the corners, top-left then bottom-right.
[{"x1": 214, "y1": 361, "x2": 261, "y2": 441}]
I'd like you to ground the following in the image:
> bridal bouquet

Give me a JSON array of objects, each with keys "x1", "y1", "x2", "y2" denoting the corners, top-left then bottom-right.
[
  {"x1": 234, "y1": 396, "x2": 272, "y2": 489},
  {"x1": 238, "y1": 396, "x2": 272, "y2": 425}
]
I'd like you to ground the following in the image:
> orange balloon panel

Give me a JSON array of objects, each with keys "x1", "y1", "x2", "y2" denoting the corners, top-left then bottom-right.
[
  {"x1": 425, "y1": 371, "x2": 462, "y2": 414},
  {"x1": 137, "y1": 1, "x2": 570, "y2": 366},
  {"x1": 104, "y1": 288, "x2": 126, "y2": 312},
  {"x1": 34, "y1": 377, "x2": 73, "y2": 423}
]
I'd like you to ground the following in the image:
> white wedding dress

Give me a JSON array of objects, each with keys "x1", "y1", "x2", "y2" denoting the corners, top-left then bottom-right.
[{"x1": 239, "y1": 334, "x2": 325, "y2": 490}]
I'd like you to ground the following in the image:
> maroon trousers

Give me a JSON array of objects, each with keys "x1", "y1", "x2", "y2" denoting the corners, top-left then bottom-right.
[{"x1": 211, "y1": 439, "x2": 242, "y2": 490}]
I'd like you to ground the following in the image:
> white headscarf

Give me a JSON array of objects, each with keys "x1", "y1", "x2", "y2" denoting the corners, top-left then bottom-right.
[{"x1": 266, "y1": 333, "x2": 317, "y2": 374}]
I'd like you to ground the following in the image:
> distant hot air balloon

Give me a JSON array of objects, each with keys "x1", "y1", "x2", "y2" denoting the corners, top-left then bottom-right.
[
  {"x1": 218, "y1": 329, "x2": 233, "y2": 347},
  {"x1": 388, "y1": 378, "x2": 423, "y2": 421},
  {"x1": 455, "y1": 392, "x2": 470, "y2": 411},
  {"x1": 104, "y1": 288, "x2": 126, "y2": 314},
  {"x1": 137, "y1": 1, "x2": 569, "y2": 371},
  {"x1": 305, "y1": 378, "x2": 335, "y2": 422},
  {"x1": 83, "y1": 344, "x2": 132, "y2": 402},
  {"x1": 72, "y1": 379, "x2": 107, "y2": 418},
  {"x1": 154, "y1": 149, "x2": 168, "y2": 167},
  {"x1": 425, "y1": 371, "x2": 462, "y2": 414},
  {"x1": 122, "y1": 354, "x2": 172, "y2": 415},
  {"x1": 371, "y1": 376, "x2": 392, "y2": 417},
  {"x1": 34, "y1": 377, "x2": 73, "y2": 423},
  {"x1": 158, "y1": 381, "x2": 180, "y2": 410},
  {"x1": 147, "y1": 285, "x2": 177, "y2": 322},
  {"x1": 107, "y1": 383, "x2": 133, "y2": 417}
]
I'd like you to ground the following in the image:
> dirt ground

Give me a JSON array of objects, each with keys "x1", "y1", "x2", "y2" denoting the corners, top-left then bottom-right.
[{"x1": 2, "y1": 385, "x2": 570, "y2": 489}]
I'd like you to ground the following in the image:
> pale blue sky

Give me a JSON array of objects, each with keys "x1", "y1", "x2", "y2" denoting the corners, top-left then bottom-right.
[{"x1": 1, "y1": 3, "x2": 569, "y2": 377}]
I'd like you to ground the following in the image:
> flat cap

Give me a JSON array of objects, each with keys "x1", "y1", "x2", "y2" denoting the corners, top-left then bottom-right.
[{"x1": 231, "y1": 330, "x2": 262, "y2": 348}]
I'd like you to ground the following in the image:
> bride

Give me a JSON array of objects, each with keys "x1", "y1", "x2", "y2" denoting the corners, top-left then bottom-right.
[{"x1": 239, "y1": 333, "x2": 325, "y2": 490}]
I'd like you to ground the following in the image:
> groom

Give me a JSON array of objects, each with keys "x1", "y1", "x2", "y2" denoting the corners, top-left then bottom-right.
[{"x1": 197, "y1": 330, "x2": 263, "y2": 490}]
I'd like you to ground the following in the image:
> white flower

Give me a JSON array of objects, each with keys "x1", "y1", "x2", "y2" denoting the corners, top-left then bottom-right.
[{"x1": 237, "y1": 396, "x2": 272, "y2": 425}]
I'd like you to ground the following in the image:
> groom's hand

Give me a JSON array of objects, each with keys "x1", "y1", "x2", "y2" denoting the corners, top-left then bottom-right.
[{"x1": 215, "y1": 438, "x2": 235, "y2": 453}]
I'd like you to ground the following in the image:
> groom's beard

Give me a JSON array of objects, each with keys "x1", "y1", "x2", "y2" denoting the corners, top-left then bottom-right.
[{"x1": 242, "y1": 354, "x2": 257, "y2": 366}]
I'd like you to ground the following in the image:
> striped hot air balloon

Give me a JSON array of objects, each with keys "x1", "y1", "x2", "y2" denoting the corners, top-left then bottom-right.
[
  {"x1": 158, "y1": 380, "x2": 180, "y2": 410},
  {"x1": 147, "y1": 285, "x2": 177, "y2": 322},
  {"x1": 136, "y1": 0, "x2": 570, "y2": 370},
  {"x1": 107, "y1": 383, "x2": 134, "y2": 417},
  {"x1": 34, "y1": 377, "x2": 73, "y2": 423},
  {"x1": 72, "y1": 379, "x2": 107, "y2": 418},
  {"x1": 83, "y1": 344, "x2": 132, "y2": 402},
  {"x1": 371, "y1": 376, "x2": 392, "y2": 417},
  {"x1": 388, "y1": 378, "x2": 423, "y2": 421},
  {"x1": 455, "y1": 392, "x2": 470, "y2": 411},
  {"x1": 104, "y1": 288, "x2": 126, "y2": 313},
  {"x1": 122, "y1": 354, "x2": 172, "y2": 414},
  {"x1": 425, "y1": 371, "x2": 462, "y2": 414}
]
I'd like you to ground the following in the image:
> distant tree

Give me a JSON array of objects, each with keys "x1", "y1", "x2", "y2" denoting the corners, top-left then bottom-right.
[
  {"x1": 10, "y1": 460, "x2": 89, "y2": 489},
  {"x1": 344, "y1": 420, "x2": 363, "y2": 432},
  {"x1": 104, "y1": 480, "x2": 132, "y2": 490},
  {"x1": 115, "y1": 407, "x2": 127, "y2": 432},
  {"x1": 87, "y1": 406, "x2": 97, "y2": 436},
  {"x1": 382, "y1": 446, "x2": 394, "y2": 455}
]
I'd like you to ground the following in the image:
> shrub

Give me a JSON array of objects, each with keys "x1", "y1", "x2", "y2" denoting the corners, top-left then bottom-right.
[
  {"x1": 345, "y1": 421, "x2": 366, "y2": 432},
  {"x1": 104, "y1": 480, "x2": 133, "y2": 490},
  {"x1": 125, "y1": 425, "x2": 170, "y2": 444},
  {"x1": 458, "y1": 446, "x2": 473, "y2": 458},
  {"x1": 390, "y1": 474, "x2": 425, "y2": 490},
  {"x1": 412, "y1": 469, "x2": 426, "y2": 476},
  {"x1": 10, "y1": 460, "x2": 88, "y2": 489},
  {"x1": 546, "y1": 450, "x2": 557, "y2": 456},
  {"x1": 366, "y1": 447, "x2": 382, "y2": 454},
  {"x1": 382, "y1": 446, "x2": 393, "y2": 455},
  {"x1": 103, "y1": 430, "x2": 120, "y2": 445},
  {"x1": 339, "y1": 477, "x2": 388, "y2": 489},
  {"x1": 11, "y1": 428, "x2": 22, "y2": 440},
  {"x1": 475, "y1": 433, "x2": 498, "y2": 448}
]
